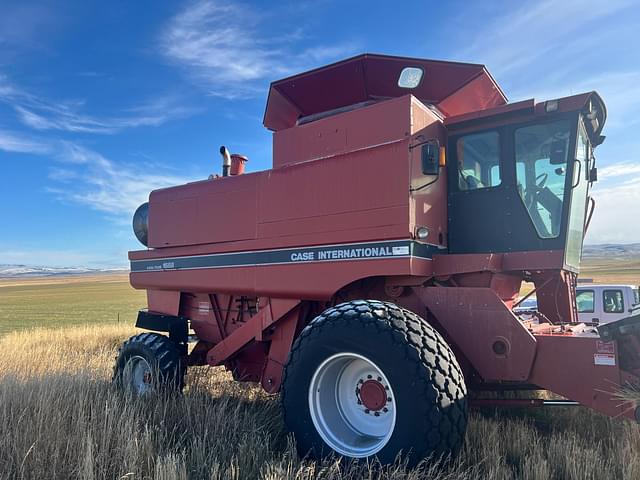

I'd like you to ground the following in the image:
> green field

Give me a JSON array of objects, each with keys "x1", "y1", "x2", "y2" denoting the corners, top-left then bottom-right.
[{"x1": 0, "y1": 275, "x2": 145, "y2": 336}]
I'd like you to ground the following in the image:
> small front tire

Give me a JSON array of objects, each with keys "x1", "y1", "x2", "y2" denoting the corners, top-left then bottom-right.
[{"x1": 113, "y1": 332, "x2": 185, "y2": 394}]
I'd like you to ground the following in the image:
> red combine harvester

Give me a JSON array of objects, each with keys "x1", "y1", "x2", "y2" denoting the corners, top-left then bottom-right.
[{"x1": 116, "y1": 54, "x2": 640, "y2": 463}]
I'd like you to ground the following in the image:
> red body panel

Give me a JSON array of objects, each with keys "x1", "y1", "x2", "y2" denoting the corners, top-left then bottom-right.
[
  {"x1": 417, "y1": 287, "x2": 537, "y2": 382},
  {"x1": 529, "y1": 334, "x2": 630, "y2": 419},
  {"x1": 272, "y1": 94, "x2": 410, "y2": 168}
]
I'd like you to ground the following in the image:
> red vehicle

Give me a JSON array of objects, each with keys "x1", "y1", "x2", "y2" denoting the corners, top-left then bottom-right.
[{"x1": 115, "y1": 54, "x2": 640, "y2": 464}]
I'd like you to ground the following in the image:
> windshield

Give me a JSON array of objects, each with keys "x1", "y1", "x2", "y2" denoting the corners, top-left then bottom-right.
[
  {"x1": 515, "y1": 120, "x2": 571, "y2": 238},
  {"x1": 565, "y1": 125, "x2": 590, "y2": 268}
]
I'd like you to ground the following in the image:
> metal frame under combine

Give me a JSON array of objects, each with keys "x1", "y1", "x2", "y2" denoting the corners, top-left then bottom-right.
[{"x1": 118, "y1": 54, "x2": 640, "y2": 464}]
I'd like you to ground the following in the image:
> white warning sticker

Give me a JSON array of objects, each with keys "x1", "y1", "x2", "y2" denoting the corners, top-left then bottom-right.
[
  {"x1": 392, "y1": 246, "x2": 410, "y2": 255},
  {"x1": 594, "y1": 353, "x2": 616, "y2": 366}
]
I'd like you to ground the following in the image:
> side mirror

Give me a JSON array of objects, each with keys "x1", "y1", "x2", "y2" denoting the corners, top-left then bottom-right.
[
  {"x1": 421, "y1": 140, "x2": 440, "y2": 175},
  {"x1": 549, "y1": 140, "x2": 567, "y2": 165},
  {"x1": 589, "y1": 166, "x2": 598, "y2": 182}
]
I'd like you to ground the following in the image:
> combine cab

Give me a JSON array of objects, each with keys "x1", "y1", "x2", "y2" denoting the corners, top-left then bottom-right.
[{"x1": 115, "y1": 54, "x2": 640, "y2": 464}]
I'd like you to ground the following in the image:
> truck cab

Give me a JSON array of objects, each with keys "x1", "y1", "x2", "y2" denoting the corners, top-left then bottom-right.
[{"x1": 577, "y1": 284, "x2": 640, "y2": 324}]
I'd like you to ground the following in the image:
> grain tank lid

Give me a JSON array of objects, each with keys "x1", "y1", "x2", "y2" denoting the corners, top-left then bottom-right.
[{"x1": 263, "y1": 53, "x2": 507, "y2": 131}]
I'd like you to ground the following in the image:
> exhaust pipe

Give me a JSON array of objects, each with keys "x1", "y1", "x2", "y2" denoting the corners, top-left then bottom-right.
[{"x1": 220, "y1": 146, "x2": 231, "y2": 177}]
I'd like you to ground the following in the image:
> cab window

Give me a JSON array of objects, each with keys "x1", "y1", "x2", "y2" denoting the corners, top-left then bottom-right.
[
  {"x1": 576, "y1": 290, "x2": 594, "y2": 313},
  {"x1": 515, "y1": 120, "x2": 570, "y2": 239},
  {"x1": 456, "y1": 131, "x2": 500, "y2": 190},
  {"x1": 603, "y1": 289, "x2": 624, "y2": 314}
]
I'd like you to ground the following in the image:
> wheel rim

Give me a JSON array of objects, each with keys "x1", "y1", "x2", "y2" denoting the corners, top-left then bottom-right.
[
  {"x1": 308, "y1": 352, "x2": 396, "y2": 458},
  {"x1": 122, "y1": 355, "x2": 154, "y2": 394}
]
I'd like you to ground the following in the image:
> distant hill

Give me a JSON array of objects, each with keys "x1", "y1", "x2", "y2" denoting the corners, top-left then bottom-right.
[
  {"x1": 578, "y1": 244, "x2": 640, "y2": 284},
  {"x1": 582, "y1": 243, "x2": 640, "y2": 259},
  {"x1": 0, "y1": 264, "x2": 128, "y2": 278}
]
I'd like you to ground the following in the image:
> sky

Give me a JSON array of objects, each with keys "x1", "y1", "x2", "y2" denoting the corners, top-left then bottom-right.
[{"x1": 1, "y1": 0, "x2": 639, "y2": 268}]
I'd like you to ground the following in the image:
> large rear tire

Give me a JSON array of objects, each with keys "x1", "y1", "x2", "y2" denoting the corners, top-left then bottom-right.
[
  {"x1": 281, "y1": 300, "x2": 467, "y2": 465},
  {"x1": 113, "y1": 332, "x2": 185, "y2": 395}
]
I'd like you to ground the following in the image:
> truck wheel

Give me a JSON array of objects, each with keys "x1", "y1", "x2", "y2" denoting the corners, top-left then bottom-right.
[
  {"x1": 113, "y1": 332, "x2": 185, "y2": 394},
  {"x1": 281, "y1": 300, "x2": 467, "y2": 465}
]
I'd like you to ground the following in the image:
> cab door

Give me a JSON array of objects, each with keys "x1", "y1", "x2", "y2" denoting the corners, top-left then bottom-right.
[
  {"x1": 446, "y1": 117, "x2": 577, "y2": 256},
  {"x1": 446, "y1": 128, "x2": 516, "y2": 253}
]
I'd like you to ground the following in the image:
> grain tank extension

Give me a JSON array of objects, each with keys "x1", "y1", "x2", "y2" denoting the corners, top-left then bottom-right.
[{"x1": 116, "y1": 54, "x2": 640, "y2": 464}]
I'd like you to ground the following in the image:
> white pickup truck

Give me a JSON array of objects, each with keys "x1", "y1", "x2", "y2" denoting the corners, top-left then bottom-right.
[
  {"x1": 515, "y1": 284, "x2": 640, "y2": 325},
  {"x1": 576, "y1": 284, "x2": 640, "y2": 324}
]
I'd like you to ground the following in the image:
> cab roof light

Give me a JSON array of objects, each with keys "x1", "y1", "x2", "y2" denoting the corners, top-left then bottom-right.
[
  {"x1": 545, "y1": 99, "x2": 559, "y2": 113},
  {"x1": 398, "y1": 67, "x2": 423, "y2": 89}
]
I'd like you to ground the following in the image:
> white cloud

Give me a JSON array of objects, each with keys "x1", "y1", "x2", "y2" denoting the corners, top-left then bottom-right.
[
  {"x1": 48, "y1": 167, "x2": 80, "y2": 182},
  {"x1": 597, "y1": 162, "x2": 640, "y2": 180},
  {"x1": 509, "y1": 71, "x2": 640, "y2": 133},
  {"x1": 160, "y1": 0, "x2": 356, "y2": 98},
  {"x1": 458, "y1": 0, "x2": 635, "y2": 79},
  {"x1": 583, "y1": 160, "x2": 640, "y2": 243},
  {"x1": 50, "y1": 142, "x2": 196, "y2": 217},
  {"x1": 0, "y1": 76, "x2": 198, "y2": 134},
  {"x1": 0, "y1": 3, "x2": 61, "y2": 54},
  {"x1": 0, "y1": 129, "x2": 51, "y2": 154},
  {"x1": 586, "y1": 182, "x2": 640, "y2": 244},
  {"x1": 12, "y1": 96, "x2": 197, "y2": 134}
]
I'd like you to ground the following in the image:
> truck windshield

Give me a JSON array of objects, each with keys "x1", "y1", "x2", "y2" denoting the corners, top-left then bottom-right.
[{"x1": 515, "y1": 120, "x2": 571, "y2": 238}]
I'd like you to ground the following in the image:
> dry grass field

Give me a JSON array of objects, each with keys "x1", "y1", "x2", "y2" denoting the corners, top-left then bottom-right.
[
  {"x1": 580, "y1": 257, "x2": 640, "y2": 285},
  {"x1": 0, "y1": 324, "x2": 638, "y2": 480},
  {"x1": 0, "y1": 265, "x2": 638, "y2": 479}
]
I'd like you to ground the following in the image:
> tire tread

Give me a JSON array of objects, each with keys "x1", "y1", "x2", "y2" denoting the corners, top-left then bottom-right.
[
  {"x1": 113, "y1": 332, "x2": 185, "y2": 392},
  {"x1": 282, "y1": 300, "x2": 467, "y2": 460}
]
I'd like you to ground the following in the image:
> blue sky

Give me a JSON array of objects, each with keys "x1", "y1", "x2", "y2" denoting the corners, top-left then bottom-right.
[{"x1": 1, "y1": 0, "x2": 639, "y2": 268}]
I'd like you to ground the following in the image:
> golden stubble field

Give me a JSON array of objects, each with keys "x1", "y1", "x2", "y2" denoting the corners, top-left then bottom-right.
[{"x1": 0, "y1": 266, "x2": 639, "y2": 479}]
